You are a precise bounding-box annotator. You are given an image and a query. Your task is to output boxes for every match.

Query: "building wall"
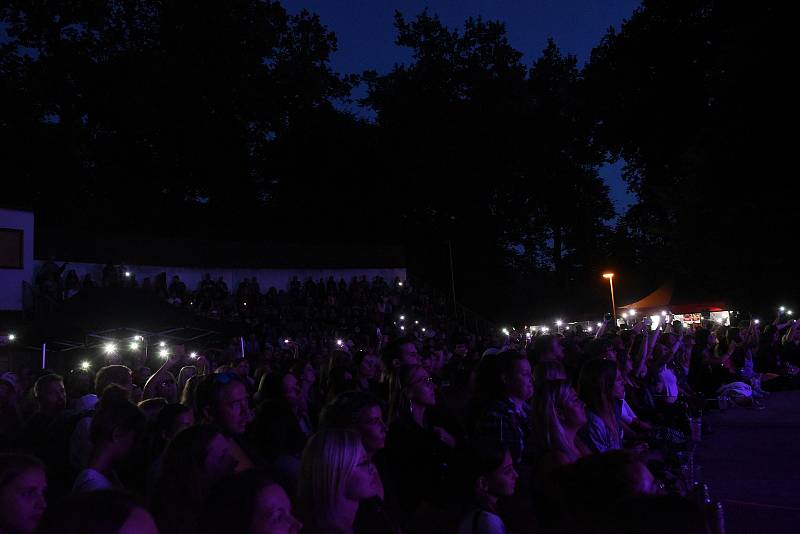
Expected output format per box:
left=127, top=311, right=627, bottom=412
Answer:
left=0, top=209, right=34, bottom=310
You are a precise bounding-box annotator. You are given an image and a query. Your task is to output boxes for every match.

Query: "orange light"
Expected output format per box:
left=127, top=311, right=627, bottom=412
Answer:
left=602, top=273, right=615, bottom=279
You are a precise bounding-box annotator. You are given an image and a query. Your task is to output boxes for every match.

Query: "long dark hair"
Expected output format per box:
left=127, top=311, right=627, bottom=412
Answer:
left=578, top=359, right=619, bottom=445
left=152, top=424, right=226, bottom=534
left=199, top=471, right=289, bottom=534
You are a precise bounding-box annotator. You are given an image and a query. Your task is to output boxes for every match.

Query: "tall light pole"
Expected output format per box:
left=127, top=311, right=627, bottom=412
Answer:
left=603, top=273, right=616, bottom=321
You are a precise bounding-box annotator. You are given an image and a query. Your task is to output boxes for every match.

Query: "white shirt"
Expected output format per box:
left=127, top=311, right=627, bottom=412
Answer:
left=458, top=510, right=506, bottom=534
left=73, top=468, right=119, bottom=493
left=620, top=399, right=637, bottom=425
left=659, top=367, right=679, bottom=403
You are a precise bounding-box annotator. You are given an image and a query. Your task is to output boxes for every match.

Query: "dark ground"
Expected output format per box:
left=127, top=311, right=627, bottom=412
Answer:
left=695, top=390, right=800, bottom=534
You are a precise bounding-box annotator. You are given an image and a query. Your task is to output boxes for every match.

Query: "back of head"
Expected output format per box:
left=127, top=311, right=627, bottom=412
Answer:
left=533, top=360, right=567, bottom=386
left=37, top=490, right=148, bottom=534
left=557, top=450, right=651, bottom=533
left=95, top=365, right=132, bottom=395
left=194, top=372, right=243, bottom=419
left=90, top=385, right=146, bottom=446
left=319, top=391, right=381, bottom=429
left=530, top=335, right=557, bottom=364
left=154, top=424, right=225, bottom=531
left=198, top=470, right=282, bottom=534
left=33, top=374, right=63, bottom=400
left=255, top=371, right=288, bottom=407
left=381, top=336, right=414, bottom=369
left=299, top=428, right=361, bottom=530
left=388, top=364, right=423, bottom=423
left=578, top=358, right=616, bottom=415
left=532, top=379, right=575, bottom=455
left=0, top=453, right=44, bottom=492
left=451, top=439, right=508, bottom=503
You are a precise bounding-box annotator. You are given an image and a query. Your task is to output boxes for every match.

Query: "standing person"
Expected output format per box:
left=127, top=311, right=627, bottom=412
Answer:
left=298, top=428, right=381, bottom=534
left=384, top=365, right=457, bottom=522
left=0, top=454, right=47, bottom=534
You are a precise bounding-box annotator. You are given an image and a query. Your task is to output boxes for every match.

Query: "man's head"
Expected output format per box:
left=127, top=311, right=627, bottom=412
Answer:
left=95, top=365, right=133, bottom=399
left=381, top=337, right=420, bottom=370
left=34, top=374, right=66, bottom=415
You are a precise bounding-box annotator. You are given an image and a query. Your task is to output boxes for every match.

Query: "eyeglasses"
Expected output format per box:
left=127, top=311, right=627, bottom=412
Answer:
left=410, top=376, right=435, bottom=387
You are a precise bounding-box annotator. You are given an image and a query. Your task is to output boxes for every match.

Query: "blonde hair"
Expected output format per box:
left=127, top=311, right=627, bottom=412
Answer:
left=532, top=379, right=581, bottom=463
left=298, top=427, right=362, bottom=531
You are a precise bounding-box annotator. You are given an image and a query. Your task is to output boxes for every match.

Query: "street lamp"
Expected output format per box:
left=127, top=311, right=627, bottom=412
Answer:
left=602, top=273, right=616, bottom=321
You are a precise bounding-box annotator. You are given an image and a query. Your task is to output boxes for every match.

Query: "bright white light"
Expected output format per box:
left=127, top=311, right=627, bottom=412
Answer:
left=622, top=312, right=628, bottom=319
left=190, top=352, right=198, bottom=359
left=754, top=319, right=760, bottom=324
left=159, top=349, right=169, bottom=359
left=630, top=310, right=637, bottom=316
left=661, top=310, right=668, bottom=316
left=336, top=339, right=343, bottom=347
left=587, top=326, right=593, bottom=332
left=398, top=281, right=404, bottom=287
left=400, top=325, right=406, bottom=331
left=7, top=334, right=15, bottom=341
left=284, top=339, right=290, bottom=344
left=159, top=341, right=166, bottom=347
left=780, top=306, right=786, bottom=312
left=556, top=320, right=563, bottom=327
left=103, top=342, right=117, bottom=354
left=526, top=332, right=532, bottom=338
left=124, top=271, right=131, bottom=277
left=597, top=322, right=602, bottom=327
left=414, top=320, right=419, bottom=325
left=501, top=328, right=510, bottom=336
left=789, top=310, right=794, bottom=316
left=243, top=302, right=247, bottom=306
left=565, top=326, right=570, bottom=330
left=542, top=327, right=550, bottom=333
left=80, top=361, right=91, bottom=370
left=129, top=342, right=140, bottom=351
left=716, top=318, right=723, bottom=324
left=400, top=315, right=405, bottom=321
left=421, top=328, right=426, bottom=332
left=651, top=315, right=661, bottom=330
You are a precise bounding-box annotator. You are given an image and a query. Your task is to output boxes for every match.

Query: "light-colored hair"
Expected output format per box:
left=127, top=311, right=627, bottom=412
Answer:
left=532, top=380, right=581, bottom=463
left=298, top=428, right=362, bottom=531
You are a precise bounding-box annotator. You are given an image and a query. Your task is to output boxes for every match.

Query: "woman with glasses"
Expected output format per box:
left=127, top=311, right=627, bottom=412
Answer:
left=384, top=365, right=457, bottom=527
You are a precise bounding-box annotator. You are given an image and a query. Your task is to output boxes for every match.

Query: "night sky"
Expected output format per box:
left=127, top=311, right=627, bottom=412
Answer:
left=282, top=0, right=641, bottom=215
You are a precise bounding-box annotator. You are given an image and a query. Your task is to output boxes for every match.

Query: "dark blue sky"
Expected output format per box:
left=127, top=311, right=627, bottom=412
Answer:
left=283, top=0, right=639, bottom=214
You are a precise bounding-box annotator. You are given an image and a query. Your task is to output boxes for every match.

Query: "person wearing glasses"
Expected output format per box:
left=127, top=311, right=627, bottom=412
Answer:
left=384, top=365, right=457, bottom=528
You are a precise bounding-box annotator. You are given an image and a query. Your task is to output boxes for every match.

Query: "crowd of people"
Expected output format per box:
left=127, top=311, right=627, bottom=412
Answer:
left=6, top=271, right=800, bottom=533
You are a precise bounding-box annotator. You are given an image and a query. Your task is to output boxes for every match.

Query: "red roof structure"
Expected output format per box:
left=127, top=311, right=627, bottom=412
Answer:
left=619, top=281, right=729, bottom=315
